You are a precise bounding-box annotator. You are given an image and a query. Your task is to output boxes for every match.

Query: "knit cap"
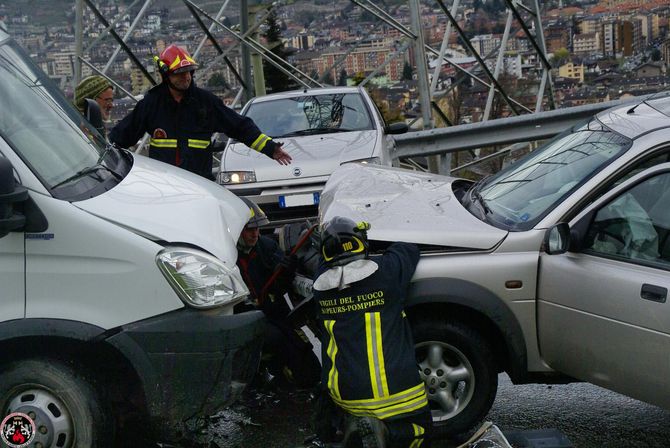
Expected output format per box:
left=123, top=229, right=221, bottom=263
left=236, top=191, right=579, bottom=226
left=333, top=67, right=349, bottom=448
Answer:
left=74, top=75, right=112, bottom=113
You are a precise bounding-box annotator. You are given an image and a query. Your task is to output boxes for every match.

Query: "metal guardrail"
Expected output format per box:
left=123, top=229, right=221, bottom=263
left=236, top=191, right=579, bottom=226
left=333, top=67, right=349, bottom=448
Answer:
left=392, top=97, right=641, bottom=159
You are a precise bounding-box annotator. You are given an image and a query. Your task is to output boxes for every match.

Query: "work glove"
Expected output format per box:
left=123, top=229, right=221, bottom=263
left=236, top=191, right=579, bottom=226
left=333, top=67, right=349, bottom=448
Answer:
left=279, top=253, right=298, bottom=274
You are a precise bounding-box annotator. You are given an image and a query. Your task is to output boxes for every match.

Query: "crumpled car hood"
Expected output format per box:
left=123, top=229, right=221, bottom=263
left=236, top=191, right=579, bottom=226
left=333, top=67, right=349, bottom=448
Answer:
left=320, top=163, right=508, bottom=249
left=224, top=131, right=377, bottom=182
left=75, top=154, right=248, bottom=265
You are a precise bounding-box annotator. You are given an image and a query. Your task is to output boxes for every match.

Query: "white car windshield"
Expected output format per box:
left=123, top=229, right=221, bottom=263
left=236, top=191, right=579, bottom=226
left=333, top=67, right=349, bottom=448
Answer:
left=469, top=119, right=632, bottom=231
left=244, top=93, right=374, bottom=138
left=0, top=40, right=106, bottom=188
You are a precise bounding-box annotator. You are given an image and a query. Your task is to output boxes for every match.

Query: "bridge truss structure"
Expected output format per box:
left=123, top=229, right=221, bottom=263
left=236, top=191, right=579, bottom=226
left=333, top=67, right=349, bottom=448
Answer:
left=73, top=0, right=556, bottom=172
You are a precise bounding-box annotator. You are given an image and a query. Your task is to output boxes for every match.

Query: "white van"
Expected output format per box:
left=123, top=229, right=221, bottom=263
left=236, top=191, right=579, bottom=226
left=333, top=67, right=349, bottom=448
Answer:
left=0, top=30, right=263, bottom=446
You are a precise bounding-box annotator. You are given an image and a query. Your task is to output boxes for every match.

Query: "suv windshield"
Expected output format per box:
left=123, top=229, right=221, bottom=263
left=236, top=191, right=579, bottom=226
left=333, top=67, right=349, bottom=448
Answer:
left=469, top=119, right=632, bottom=231
left=0, top=40, right=108, bottom=190
left=244, top=93, right=374, bottom=138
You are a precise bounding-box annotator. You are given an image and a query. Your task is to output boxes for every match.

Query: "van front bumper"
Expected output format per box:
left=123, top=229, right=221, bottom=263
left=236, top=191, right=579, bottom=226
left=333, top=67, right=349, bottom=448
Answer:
left=106, top=307, right=265, bottom=440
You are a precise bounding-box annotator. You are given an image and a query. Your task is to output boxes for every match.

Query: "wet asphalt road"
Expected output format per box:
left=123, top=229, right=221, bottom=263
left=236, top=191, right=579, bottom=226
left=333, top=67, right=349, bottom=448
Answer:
left=177, top=374, right=670, bottom=448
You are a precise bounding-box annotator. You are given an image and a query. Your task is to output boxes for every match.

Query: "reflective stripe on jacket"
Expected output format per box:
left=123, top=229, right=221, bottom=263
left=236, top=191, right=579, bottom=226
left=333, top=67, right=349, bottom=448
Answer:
left=109, top=82, right=277, bottom=179
left=314, top=243, right=428, bottom=420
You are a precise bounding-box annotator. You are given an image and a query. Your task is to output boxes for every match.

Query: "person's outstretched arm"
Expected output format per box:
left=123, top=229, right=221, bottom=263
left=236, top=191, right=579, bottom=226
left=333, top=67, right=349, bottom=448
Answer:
left=211, top=94, right=292, bottom=165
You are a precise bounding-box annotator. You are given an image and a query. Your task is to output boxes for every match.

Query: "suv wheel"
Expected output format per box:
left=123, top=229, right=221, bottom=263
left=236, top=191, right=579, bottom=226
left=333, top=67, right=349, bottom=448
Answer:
left=0, top=359, right=112, bottom=448
left=412, top=320, right=498, bottom=438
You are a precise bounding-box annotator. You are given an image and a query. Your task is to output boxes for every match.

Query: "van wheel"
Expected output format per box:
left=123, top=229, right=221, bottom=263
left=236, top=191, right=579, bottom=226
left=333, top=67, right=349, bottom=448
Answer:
left=412, top=320, right=498, bottom=439
left=0, top=359, right=112, bottom=448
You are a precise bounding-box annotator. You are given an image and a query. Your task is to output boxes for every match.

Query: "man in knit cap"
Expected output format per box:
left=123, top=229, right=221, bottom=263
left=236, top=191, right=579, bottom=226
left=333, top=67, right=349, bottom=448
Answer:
left=74, top=75, right=114, bottom=122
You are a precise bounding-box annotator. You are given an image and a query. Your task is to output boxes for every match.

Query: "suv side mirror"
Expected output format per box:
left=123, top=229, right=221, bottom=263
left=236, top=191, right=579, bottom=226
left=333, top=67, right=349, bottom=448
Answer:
left=0, top=157, right=28, bottom=238
left=544, top=222, right=570, bottom=255
left=567, top=209, right=596, bottom=252
left=386, top=122, right=408, bottom=135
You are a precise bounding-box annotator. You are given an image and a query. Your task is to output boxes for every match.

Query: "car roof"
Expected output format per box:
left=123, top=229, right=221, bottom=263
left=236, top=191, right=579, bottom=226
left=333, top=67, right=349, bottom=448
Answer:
left=597, top=92, right=670, bottom=139
left=248, top=86, right=364, bottom=104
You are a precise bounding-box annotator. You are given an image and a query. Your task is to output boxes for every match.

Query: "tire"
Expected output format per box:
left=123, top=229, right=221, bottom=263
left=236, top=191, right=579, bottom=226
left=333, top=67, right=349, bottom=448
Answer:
left=412, top=319, right=498, bottom=439
left=0, top=359, right=112, bottom=448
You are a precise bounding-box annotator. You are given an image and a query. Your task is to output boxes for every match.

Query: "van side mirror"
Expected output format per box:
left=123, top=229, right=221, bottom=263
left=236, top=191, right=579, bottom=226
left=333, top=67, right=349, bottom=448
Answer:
left=386, top=122, right=408, bottom=135
left=0, top=157, right=28, bottom=238
left=544, top=222, right=570, bottom=255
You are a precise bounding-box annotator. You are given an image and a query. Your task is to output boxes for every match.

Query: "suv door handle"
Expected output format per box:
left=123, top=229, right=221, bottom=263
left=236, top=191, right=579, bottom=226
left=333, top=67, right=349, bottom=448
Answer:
left=641, top=284, right=667, bottom=303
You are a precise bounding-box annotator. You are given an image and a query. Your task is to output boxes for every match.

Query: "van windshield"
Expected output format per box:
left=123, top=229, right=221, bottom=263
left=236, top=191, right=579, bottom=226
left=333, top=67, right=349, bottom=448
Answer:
left=244, top=93, right=374, bottom=138
left=467, top=119, right=632, bottom=231
left=0, top=41, right=107, bottom=189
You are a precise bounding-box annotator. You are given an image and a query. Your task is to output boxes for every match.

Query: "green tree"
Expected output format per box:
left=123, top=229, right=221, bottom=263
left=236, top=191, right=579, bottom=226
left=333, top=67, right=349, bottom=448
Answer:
left=351, top=71, right=366, bottom=86
left=482, top=0, right=505, bottom=14
left=402, top=62, right=413, bottom=80
left=651, top=48, right=661, bottom=61
left=262, top=11, right=293, bottom=93
left=551, top=47, right=570, bottom=66
left=338, top=68, right=348, bottom=86
left=207, top=72, right=228, bottom=89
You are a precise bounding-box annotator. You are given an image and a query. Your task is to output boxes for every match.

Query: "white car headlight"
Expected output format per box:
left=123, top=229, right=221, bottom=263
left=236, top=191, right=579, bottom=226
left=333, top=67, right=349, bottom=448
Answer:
left=341, top=157, right=382, bottom=165
left=156, top=247, right=249, bottom=309
left=218, top=170, right=257, bottom=185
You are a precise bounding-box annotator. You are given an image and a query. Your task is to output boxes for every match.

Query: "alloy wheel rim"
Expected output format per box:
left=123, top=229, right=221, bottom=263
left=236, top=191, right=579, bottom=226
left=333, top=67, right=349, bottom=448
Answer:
left=416, top=340, right=475, bottom=422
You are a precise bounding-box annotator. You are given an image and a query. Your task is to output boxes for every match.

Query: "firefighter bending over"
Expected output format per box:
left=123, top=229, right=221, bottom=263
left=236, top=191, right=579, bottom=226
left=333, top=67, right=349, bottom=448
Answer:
left=236, top=198, right=320, bottom=388
left=312, top=216, right=431, bottom=447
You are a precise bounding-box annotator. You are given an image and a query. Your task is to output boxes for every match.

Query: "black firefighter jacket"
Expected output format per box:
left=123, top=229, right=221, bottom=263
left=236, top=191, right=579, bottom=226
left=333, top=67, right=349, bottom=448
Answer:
left=109, top=82, right=278, bottom=179
left=314, top=243, right=429, bottom=421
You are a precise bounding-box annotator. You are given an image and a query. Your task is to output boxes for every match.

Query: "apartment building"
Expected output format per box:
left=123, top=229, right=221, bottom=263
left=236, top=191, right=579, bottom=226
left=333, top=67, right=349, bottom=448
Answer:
left=573, top=32, right=601, bottom=55
left=558, top=61, right=585, bottom=82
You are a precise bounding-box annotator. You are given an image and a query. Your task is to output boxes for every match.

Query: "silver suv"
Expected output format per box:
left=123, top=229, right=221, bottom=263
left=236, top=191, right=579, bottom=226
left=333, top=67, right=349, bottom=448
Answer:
left=320, top=93, right=670, bottom=438
left=217, top=86, right=407, bottom=224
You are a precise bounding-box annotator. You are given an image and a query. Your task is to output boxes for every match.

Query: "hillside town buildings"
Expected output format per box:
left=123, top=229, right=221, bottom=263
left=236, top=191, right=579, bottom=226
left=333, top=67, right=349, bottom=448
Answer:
left=2, top=0, right=670, bottom=123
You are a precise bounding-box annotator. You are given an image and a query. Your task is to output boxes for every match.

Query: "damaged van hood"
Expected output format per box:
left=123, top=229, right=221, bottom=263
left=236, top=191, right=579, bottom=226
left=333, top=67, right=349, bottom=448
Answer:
left=320, top=163, right=507, bottom=249
left=75, top=155, right=248, bottom=265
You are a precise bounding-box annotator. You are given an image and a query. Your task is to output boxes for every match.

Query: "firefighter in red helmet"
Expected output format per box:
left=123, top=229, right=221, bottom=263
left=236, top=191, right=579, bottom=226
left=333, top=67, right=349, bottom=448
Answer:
left=110, top=44, right=291, bottom=180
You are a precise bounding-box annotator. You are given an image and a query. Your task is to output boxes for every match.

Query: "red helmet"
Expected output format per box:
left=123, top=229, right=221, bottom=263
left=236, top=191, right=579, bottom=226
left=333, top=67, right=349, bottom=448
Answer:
left=157, top=44, right=198, bottom=76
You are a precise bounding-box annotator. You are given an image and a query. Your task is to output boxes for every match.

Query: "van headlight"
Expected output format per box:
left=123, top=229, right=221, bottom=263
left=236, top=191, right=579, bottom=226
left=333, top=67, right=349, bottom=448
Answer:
left=156, top=247, right=249, bottom=309
left=218, top=170, right=256, bottom=185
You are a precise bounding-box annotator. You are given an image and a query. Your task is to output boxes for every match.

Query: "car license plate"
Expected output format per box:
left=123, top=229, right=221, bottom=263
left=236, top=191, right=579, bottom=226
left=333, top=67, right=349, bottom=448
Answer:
left=278, top=193, right=320, bottom=208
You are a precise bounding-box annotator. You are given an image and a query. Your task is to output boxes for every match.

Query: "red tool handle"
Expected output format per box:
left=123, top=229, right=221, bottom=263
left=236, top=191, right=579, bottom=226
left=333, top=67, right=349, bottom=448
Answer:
left=258, top=224, right=318, bottom=306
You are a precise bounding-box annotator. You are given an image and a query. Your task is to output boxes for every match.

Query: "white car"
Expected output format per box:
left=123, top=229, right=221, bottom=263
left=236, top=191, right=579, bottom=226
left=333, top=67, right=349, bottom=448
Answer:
left=217, top=86, right=408, bottom=224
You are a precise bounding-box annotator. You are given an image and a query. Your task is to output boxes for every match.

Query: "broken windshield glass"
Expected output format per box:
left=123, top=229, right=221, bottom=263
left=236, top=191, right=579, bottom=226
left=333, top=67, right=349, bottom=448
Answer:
left=244, top=93, right=374, bottom=138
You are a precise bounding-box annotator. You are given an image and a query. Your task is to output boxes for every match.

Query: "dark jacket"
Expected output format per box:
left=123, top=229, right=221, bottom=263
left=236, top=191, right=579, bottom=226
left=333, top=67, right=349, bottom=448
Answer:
left=236, top=235, right=295, bottom=317
left=109, top=82, right=278, bottom=179
left=314, top=242, right=428, bottom=420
